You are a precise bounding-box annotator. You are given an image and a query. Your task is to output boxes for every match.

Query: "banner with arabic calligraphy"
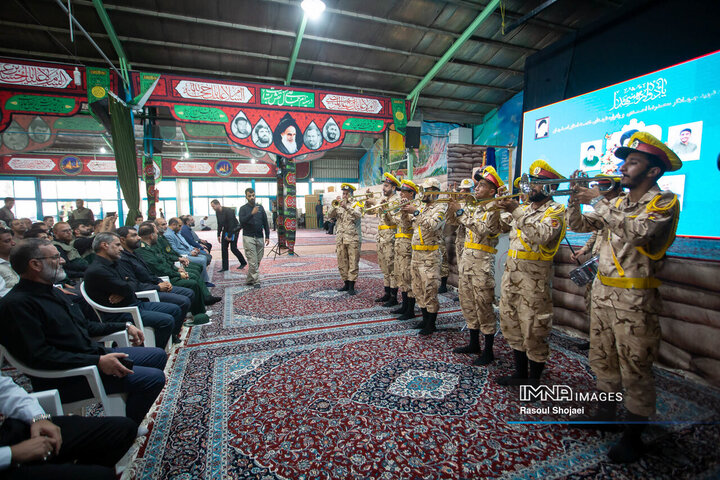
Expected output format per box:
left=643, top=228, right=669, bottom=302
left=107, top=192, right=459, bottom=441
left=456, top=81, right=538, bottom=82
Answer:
left=0, top=58, right=117, bottom=134
left=131, top=72, right=398, bottom=159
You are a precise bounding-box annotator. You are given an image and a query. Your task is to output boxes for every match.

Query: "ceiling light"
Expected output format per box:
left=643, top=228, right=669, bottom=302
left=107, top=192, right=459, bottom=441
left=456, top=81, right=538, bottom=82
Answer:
left=301, top=0, right=325, bottom=19
left=251, top=158, right=256, bottom=164
left=99, top=147, right=106, bottom=154
left=311, top=177, right=315, bottom=181
left=183, top=151, right=189, bottom=158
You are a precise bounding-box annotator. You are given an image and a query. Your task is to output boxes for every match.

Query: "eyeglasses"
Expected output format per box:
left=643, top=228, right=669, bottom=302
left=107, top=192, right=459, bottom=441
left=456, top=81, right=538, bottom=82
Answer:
left=33, top=254, right=61, bottom=261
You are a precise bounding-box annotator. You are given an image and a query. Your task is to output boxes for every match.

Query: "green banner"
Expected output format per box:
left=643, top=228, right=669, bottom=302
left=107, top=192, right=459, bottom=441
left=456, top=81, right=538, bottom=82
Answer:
left=183, top=123, right=227, bottom=137
left=391, top=98, right=407, bottom=136
left=261, top=88, right=314, bottom=108
left=5, top=95, right=75, bottom=113
left=342, top=118, right=385, bottom=132
left=139, top=73, right=161, bottom=97
left=174, top=105, right=228, bottom=122
left=54, top=115, right=105, bottom=131
left=87, top=67, right=110, bottom=104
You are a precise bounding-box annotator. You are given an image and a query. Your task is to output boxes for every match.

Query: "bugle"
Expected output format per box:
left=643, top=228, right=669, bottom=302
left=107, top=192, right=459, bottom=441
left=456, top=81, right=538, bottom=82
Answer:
left=381, top=198, right=415, bottom=214
left=518, top=173, right=620, bottom=196
left=331, top=192, right=375, bottom=208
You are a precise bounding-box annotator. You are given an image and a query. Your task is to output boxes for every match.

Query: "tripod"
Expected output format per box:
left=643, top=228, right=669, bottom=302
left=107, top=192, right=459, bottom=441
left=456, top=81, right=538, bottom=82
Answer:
left=269, top=241, right=299, bottom=260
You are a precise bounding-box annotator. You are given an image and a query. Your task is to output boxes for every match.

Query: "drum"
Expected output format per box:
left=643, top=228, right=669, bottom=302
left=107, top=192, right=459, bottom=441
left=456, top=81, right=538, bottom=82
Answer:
left=569, top=255, right=599, bottom=286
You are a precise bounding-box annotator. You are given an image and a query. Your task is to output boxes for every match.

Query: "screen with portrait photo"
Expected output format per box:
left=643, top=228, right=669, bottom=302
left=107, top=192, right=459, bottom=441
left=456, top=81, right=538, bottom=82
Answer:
left=521, top=50, right=720, bottom=238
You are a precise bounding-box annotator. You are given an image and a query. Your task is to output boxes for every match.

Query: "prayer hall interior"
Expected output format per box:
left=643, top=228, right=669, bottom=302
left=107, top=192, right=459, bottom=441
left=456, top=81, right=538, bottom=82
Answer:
left=0, top=0, right=719, bottom=478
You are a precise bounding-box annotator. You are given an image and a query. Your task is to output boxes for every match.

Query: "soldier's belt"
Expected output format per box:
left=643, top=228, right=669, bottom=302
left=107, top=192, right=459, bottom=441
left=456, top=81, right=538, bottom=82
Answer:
left=507, top=249, right=551, bottom=261
left=464, top=242, right=497, bottom=254
left=412, top=244, right=439, bottom=251
left=378, top=225, right=397, bottom=230
left=395, top=233, right=411, bottom=239
left=598, top=274, right=661, bottom=289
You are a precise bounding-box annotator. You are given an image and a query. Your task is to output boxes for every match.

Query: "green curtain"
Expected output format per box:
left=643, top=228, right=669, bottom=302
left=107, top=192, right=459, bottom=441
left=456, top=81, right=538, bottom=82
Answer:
left=108, top=94, right=140, bottom=226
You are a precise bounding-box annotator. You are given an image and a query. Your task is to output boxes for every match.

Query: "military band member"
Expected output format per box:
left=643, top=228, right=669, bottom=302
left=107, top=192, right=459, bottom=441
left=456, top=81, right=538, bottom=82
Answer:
left=366, top=173, right=401, bottom=306
left=390, top=180, right=420, bottom=320
left=328, top=184, right=363, bottom=295
left=452, top=178, right=475, bottom=264
left=568, top=132, right=681, bottom=463
left=495, top=160, right=566, bottom=386
left=410, top=178, right=448, bottom=335
left=447, top=168, right=507, bottom=365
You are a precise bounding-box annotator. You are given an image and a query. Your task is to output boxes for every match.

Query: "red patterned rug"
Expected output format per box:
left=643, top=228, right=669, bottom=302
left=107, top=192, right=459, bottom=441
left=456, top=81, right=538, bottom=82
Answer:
left=125, top=254, right=720, bottom=479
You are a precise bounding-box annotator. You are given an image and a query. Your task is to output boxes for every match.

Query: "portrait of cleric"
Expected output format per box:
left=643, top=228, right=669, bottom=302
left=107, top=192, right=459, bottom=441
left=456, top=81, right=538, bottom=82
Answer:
left=2, top=120, right=30, bottom=151
left=323, top=118, right=341, bottom=143
left=28, top=116, right=52, bottom=143
left=274, top=113, right=303, bottom=156
left=252, top=119, right=273, bottom=148
left=304, top=122, right=323, bottom=150
left=231, top=111, right=252, bottom=139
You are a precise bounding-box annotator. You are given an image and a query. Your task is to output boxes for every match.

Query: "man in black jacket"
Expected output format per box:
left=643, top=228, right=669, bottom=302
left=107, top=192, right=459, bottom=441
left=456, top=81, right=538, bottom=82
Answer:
left=211, top=199, right=247, bottom=272
left=0, top=239, right=166, bottom=426
left=116, top=227, right=197, bottom=342
left=237, top=188, right=270, bottom=287
left=84, top=232, right=181, bottom=349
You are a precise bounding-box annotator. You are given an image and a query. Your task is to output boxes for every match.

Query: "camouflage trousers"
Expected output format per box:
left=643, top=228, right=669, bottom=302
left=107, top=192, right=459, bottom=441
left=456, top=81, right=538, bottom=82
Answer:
left=411, top=248, right=441, bottom=313
left=499, top=257, right=553, bottom=363
left=377, top=236, right=396, bottom=288
left=439, top=241, right=449, bottom=278
left=393, top=238, right=413, bottom=295
left=589, top=296, right=661, bottom=417
left=336, top=240, right=360, bottom=281
left=458, top=251, right=496, bottom=334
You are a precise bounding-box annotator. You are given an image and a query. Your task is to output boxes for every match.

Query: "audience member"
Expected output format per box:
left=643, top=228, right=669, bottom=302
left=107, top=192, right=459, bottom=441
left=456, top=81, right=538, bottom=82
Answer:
left=180, top=216, right=212, bottom=252
left=68, top=199, right=94, bottom=223
left=0, top=238, right=166, bottom=425
left=52, top=222, right=88, bottom=280
left=0, top=374, right=137, bottom=479
left=199, top=216, right=211, bottom=231
left=42, top=215, right=55, bottom=231
left=0, top=198, right=14, bottom=226
left=157, top=218, right=211, bottom=284
left=0, top=229, right=18, bottom=296
left=84, top=232, right=181, bottom=349
left=9, top=220, right=26, bottom=240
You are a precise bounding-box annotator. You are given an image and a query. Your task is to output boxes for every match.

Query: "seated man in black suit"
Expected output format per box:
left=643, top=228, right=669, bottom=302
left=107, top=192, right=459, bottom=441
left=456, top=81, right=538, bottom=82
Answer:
left=0, top=374, right=136, bottom=479
left=0, top=239, right=167, bottom=426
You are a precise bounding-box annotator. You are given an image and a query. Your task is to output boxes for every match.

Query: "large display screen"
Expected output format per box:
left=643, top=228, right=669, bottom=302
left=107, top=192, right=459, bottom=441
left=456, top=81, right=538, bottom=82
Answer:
left=521, top=50, right=720, bottom=238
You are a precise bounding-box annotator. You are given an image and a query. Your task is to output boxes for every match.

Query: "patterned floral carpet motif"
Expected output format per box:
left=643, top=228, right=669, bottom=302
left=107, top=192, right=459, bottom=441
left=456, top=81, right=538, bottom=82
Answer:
left=127, top=255, right=720, bottom=479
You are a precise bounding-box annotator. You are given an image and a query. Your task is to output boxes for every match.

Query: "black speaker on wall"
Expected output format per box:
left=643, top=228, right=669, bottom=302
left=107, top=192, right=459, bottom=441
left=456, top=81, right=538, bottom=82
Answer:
left=405, top=126, right=421, bottom=149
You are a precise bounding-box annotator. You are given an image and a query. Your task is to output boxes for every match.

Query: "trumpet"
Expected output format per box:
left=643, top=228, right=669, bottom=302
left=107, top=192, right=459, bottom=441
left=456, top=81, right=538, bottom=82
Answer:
left=518, top=173, right=620, bottom=196
left=381, top=198, right=415, bottom=214
left=331, top=192, right=375, bottom=208
left=362, top=200, right=392, bottom=214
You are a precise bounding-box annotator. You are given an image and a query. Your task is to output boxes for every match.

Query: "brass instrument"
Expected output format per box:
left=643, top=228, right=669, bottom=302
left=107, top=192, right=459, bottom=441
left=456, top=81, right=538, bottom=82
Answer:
left=362, top=200, right=392, bottom=214
left=331, top=192, right=375, bottom=208
left=518, top=173, right=620, bottom=196
left=381, top=198, right=415, bottom=214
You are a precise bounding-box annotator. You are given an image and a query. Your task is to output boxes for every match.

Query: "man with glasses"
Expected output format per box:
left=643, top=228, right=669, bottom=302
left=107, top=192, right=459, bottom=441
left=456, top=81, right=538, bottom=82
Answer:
left=0, top=239, right=167, bottom=426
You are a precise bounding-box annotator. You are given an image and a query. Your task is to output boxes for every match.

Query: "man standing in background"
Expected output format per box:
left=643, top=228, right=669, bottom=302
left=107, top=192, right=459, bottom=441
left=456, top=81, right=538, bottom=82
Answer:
left=0, top=197, right=15, bottom=226
left=237, top=188, right=270, bottom=288
left=68, top=199, right=94, bottom=223
left=211, top=199, right=247, bottom=272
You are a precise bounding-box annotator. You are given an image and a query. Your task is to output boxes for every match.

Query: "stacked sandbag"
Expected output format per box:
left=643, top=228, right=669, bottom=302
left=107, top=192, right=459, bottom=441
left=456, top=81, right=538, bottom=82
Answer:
left=552, top=244, right=720, bottom=387
left=447, top=144, right=486, bottom=187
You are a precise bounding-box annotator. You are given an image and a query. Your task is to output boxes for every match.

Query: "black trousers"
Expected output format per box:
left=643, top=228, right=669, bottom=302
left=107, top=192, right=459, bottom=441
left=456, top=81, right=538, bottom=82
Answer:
left=0, top=416, right=136, bottom=480
left=221, top=234, right=246, bottom=269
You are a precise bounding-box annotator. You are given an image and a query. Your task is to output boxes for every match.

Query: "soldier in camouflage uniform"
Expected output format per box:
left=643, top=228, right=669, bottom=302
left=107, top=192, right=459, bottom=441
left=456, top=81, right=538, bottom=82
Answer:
left=328, top=183, right=363, bottom=295
left=409, top=178, right=447, bottom=335
left=447, top=168, right=508, bottom=365
left=388, top=180, right=420, bottom=320
left=568, top=132, right=682, bottom=463
left=496, top=160, right=566, bottom=386
left=365, top=173, right=401, bottom=306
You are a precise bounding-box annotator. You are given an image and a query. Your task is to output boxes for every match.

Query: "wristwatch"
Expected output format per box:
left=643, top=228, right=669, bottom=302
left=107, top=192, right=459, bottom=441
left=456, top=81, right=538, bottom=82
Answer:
left=31, top=413, right=52, bottom=423
left=413, top=210, right=420, bottom=217
left=455, top=208, right=465, bottom=217
left=589, top=195, right=605, bottom=207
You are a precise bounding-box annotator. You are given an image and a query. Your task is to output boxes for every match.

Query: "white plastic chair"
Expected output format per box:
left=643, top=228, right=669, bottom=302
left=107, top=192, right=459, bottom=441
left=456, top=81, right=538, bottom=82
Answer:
left=80, top=282, right=168, bottom=350
left=30, top=389, right=63, bottom=415
left=0, top=345, right=127, bottom=417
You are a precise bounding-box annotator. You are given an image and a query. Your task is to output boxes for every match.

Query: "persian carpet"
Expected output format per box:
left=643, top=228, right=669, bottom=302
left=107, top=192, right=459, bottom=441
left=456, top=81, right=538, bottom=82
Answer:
left=126, top=255, right=720, bottom=479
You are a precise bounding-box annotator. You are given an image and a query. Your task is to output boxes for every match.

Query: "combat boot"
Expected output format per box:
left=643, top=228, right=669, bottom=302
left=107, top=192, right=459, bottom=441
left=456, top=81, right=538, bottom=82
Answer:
left=473, top=334, right=496, bottom=365
left=414, top=308, right=428, bottom=329
left=383, top=288, right=399, bottom=307
left=398, top=297, right=416, bottom=320
left=608, top=413, right=647, bottom=463
left=375, top=286, right=391, bottom=302
left=347, top=281, right=356, bottom=296
left=419, top=311, right=437, bottom=335
left=453, top=329, right=480, bottom=354
left=496, top=350, right=529, bottom=386
left=392, top=291, right=408, bottom=314
left=337, top=280, right=349, bottom=292
left=438, top=276, right=448, bottom=293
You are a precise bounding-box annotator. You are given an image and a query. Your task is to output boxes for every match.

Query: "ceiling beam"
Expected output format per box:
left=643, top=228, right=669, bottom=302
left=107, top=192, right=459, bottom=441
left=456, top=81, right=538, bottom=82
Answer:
left=264, top=0, right=537, bottom=55
left=65, top=0, right=524, bottom=76
left=285, top=13, right=308, bottom=86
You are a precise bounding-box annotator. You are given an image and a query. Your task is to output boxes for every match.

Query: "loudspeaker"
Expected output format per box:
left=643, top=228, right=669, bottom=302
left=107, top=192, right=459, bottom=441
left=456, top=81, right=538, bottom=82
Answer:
left=406, top=126, right=421, bottom=149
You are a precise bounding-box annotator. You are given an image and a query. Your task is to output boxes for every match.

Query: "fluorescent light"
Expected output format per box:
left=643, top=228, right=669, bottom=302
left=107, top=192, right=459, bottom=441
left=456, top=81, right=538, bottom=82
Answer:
left=301, top=0, right=325, bottom=19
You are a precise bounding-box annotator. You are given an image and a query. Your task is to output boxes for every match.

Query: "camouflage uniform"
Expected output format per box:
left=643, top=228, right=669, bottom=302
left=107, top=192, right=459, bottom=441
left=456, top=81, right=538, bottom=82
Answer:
left=499, top=200, right=566, bottom=363
left=567, top=186, right=679, bottom=417
left=411, top=201, right=447, bottom=313
left=458, top=206, right=506, bottom=334
left=388, top=200, right=418, bottom=295
left=376, top=193, right=400, bottom=288
left=328, top=199, right=362, bottom=282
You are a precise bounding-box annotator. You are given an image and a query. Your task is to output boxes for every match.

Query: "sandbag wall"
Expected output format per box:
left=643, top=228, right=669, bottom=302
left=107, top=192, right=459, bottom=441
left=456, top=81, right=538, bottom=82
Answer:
left=445, top=144, right=487, bottom=287
left=553, top=245, right=720, bottom=387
